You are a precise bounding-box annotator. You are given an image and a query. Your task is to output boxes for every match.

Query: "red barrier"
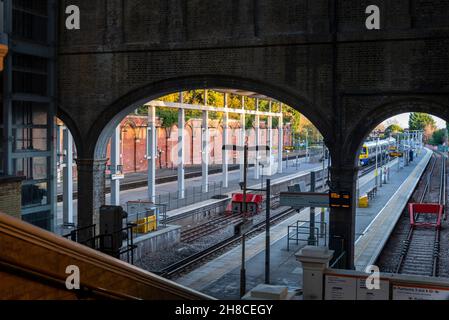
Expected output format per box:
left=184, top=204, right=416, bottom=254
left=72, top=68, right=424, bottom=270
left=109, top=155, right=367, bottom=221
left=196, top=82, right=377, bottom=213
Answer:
left=409, top=203, right=443, bottom=228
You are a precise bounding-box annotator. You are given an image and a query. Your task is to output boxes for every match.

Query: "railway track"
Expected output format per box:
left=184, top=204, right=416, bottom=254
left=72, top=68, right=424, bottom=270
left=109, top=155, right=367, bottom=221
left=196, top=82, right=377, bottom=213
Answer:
left=159, top=206, right=299, bottom=279
left=178, top=158, right=385, bottom=243
left=180, top=214, right=244, bottom=243
left=161, top=157, right=387, bottom=276
left=179, top=194, right=285, bottom=243
left=395, top=153, right=445, bottom=276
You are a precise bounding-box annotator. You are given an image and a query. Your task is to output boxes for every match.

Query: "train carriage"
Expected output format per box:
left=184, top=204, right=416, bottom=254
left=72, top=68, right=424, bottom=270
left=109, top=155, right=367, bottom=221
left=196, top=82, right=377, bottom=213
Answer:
left=359, top=137, right=396, bottom=166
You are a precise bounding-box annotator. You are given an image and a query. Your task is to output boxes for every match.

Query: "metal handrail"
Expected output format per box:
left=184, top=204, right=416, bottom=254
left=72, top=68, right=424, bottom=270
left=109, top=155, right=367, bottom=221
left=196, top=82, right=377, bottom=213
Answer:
left=0, top=259, right=142, bottom=300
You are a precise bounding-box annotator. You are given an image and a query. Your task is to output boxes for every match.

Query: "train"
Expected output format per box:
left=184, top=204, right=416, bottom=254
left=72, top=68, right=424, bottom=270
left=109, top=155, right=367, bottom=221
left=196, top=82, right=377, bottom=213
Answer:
left=359, top=137, right=396, bottom=166
left=225, top=193, right=264, bottom=216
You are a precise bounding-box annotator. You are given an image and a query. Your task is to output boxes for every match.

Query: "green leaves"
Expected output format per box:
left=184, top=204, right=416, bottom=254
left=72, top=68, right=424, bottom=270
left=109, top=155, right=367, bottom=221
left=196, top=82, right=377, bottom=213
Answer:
left=408, top=112, right=436, bottom=131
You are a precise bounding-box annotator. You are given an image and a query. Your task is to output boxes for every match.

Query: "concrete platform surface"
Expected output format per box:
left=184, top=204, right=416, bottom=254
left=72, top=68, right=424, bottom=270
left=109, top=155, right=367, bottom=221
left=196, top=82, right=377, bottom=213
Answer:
left=354, top=148, right=432, bottom=270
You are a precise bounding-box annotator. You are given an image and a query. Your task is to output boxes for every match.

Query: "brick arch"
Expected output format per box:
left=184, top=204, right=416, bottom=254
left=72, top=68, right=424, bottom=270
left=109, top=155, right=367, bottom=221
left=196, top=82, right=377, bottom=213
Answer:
left=344, top=97, right=449, bottom=166
left=88, top=75, right=332, bottom=160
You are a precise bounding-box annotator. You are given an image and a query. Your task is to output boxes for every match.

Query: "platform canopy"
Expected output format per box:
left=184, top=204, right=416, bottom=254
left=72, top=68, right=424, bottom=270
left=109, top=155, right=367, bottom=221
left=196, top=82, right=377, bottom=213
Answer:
left=211, top=88, right=279, bottom=102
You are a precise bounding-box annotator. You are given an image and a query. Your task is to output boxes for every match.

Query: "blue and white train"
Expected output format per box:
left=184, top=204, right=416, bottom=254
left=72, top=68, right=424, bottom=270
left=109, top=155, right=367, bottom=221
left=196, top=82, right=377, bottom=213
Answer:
left=359, top=138, right=396, bottom=166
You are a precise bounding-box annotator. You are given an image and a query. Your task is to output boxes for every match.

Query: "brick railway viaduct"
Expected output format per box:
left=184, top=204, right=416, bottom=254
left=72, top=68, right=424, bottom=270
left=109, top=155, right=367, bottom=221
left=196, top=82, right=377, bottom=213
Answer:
left=58, top=0, right=449, bottom=269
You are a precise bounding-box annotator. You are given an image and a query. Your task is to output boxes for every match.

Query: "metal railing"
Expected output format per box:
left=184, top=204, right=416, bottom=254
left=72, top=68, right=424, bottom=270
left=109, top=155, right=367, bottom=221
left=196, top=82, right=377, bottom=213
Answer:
left=63, top=224, right=97, bottom=247
left=156, top=181, right=224, bottom=211
left=63, top=223, right=137, bottom=264
left=287, top=220, right=327, bottom=251
left=126, top=201, right=167, bottom=226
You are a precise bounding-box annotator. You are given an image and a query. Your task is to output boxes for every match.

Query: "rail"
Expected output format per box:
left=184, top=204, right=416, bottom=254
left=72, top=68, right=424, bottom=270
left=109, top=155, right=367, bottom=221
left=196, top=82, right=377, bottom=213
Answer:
left=286, top=220, right=327, bottom=251
left=395, top=153, right=444, bottom=276
left=159, top=206, right=297, bottom=278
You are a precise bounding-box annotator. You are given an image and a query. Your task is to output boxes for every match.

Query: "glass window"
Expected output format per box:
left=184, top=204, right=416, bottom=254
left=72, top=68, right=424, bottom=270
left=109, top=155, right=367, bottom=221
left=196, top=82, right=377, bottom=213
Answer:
left=12, top=8, right=48, bottom=43
left=21, top=181, right=48, bottom=207
left=13, top=53, right=47, bottom=74
left=13, top=128, right=48, bottom=151
left=13, top=101, right=48, bottom=126
left=13, top=0, right=48, bottom=16
left=22, top=210, right=52, bottom=231
left=14, top=157, right=48, bottom=180
left=13, top=70, right=47, bottom=95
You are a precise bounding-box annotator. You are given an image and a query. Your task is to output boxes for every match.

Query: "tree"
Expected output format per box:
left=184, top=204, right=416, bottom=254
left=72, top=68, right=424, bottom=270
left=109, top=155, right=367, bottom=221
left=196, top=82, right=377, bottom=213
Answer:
left=409, top=113, right=436, bottom=131
left=430, top=129, right=446, bottom=146
left=157, top=107, right=178, bottom=167
left=409, top=113, right=436, bottom=142
left=284, top=105, right=301, bottom=133
left=384, top=124, right=404, bottom=136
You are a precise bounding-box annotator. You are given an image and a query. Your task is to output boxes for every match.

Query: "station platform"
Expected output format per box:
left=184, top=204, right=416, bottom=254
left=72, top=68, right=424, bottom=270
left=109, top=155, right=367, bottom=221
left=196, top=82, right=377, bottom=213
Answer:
left=354, top=148, right=432, bottom=270
left=174, top=148, right=432, bottom=299
left=56, top=151, right=305, bottom=198
left=177, top=207, right=314, bottom=298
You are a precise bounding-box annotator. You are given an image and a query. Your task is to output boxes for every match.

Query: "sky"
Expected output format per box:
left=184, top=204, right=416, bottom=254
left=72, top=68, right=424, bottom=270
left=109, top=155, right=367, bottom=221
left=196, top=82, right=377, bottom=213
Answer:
left=382, top=113, right=446, bottom=129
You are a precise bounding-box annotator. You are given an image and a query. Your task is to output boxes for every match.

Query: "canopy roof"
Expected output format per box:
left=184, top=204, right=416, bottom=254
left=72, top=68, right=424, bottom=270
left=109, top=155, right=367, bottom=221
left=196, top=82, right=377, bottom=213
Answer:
left=211, top=88, right=279, bottom=102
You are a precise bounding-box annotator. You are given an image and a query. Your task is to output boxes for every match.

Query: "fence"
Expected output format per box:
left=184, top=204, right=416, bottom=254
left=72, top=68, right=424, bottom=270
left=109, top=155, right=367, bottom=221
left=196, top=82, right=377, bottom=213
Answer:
left=155, top=181, right=224, bottom=211
left=287, top=220, right=328, bottom=251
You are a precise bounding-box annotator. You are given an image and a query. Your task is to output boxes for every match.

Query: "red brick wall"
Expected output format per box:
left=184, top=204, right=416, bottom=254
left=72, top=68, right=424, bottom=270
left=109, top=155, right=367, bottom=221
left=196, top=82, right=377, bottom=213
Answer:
left=106, top=116, right=293, bottom=174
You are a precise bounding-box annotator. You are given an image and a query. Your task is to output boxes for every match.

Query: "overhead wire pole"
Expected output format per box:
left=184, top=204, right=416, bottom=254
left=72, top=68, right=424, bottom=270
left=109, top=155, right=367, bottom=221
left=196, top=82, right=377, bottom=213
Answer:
left=254, top=98, right=260, bottom=180
left=305, top=130, right=309, bottom=162
left=268, top=101, right=273, bottom=172
left=240, top=96, right=246, bottom=182
left=62, top=127, right=74, bottom=226
left=223, top=142, right=270, bottom=297
left=375, top=136, right=379, bottom=187
left=110, top=125, right=121, bottom=206
left=147, top=104, right=157, bottom=203
left=202, top=89, right=209, bottom=192
left=278, top=103, right=283, bottom=174
left=265, top=178, right=271, bottom=284
left=241, top=139, right=248, bottom=297
left=222, top=93, right=229, bottom=188
left=178, top=92, right=185, bottom=199
left=321, top=138, right=326, bottom=190
left=308, top=171, right=316, bottom=245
